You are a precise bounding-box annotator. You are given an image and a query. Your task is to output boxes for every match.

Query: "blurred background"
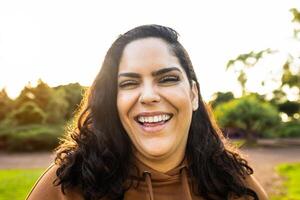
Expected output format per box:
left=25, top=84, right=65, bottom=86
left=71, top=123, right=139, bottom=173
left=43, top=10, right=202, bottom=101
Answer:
left=0, top=0, right=299, bottom=199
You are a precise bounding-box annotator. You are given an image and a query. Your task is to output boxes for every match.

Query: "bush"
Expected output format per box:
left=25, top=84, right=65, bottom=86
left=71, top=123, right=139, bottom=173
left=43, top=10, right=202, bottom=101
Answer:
left=0, top=124, right=64, bottom=151
left=265, top=121, right=300, bottom=138
left=213, top=94, right=281, bottom=143
left=9, top=102, right=46, bottom=125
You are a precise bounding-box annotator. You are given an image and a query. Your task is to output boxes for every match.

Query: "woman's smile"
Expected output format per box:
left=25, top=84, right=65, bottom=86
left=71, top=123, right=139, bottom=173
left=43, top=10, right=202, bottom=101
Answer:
left=134, top=111, right=174, bottom=134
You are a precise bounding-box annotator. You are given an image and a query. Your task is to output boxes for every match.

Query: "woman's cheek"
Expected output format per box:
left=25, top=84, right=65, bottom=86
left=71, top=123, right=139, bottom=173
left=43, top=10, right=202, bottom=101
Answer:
left=160, top=86, right=191, bottom=104
left=118, top=91, right=137, bottom=108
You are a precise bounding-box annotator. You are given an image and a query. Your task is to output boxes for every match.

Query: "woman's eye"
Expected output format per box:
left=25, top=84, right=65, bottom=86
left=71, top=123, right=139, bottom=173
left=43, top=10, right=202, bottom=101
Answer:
left=159, top=75, right=180, bottom=84
left=119, top=81, right=138, bottom=88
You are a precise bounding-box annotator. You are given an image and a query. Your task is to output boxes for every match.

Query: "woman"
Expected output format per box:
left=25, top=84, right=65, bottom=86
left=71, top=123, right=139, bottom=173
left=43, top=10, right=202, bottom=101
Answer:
left=26, top=24, right=268, bottom=200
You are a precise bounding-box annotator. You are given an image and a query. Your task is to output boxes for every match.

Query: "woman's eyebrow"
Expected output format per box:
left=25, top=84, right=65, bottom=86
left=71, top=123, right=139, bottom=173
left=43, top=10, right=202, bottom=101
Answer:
left=152, top=67, right=182, bottom=76
left=118, top=67, right=182, bottom=78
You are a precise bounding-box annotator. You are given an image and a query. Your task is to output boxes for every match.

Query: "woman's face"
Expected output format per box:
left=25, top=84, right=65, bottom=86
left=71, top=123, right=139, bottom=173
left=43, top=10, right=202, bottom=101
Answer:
left=117, top=37, right=198, bottom=161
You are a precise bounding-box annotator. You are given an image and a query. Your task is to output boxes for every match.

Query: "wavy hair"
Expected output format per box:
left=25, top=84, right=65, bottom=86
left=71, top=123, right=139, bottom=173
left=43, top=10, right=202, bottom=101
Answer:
left=54, top=24, right=258, bottom=200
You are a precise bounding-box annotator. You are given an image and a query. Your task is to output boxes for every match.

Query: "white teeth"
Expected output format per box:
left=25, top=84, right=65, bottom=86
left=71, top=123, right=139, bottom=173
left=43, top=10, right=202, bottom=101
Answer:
left=165, top=115, right=170, bottom=120
left=137, top=114, right=171, bottom=123
left=149, top=117, right=153, bottom=123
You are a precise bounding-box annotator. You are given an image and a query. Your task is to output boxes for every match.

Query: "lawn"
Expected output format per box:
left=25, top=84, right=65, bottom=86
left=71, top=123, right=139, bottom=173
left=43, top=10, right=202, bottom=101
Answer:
left=0, top=168, right=44, bottom=200
left=272, top=163, right=300, bottom=200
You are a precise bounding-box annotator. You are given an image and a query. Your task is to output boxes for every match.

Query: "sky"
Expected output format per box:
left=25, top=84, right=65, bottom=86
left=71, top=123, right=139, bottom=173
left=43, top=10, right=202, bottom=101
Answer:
left=0, top=0, right=299, bottom=101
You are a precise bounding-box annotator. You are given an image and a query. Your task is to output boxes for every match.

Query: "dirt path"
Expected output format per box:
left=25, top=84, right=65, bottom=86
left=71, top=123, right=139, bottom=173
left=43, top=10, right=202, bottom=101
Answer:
left=1, top=147, right=300, bottom=196
left=0, top=152, right=55, bottom=169
left=241, top=147, right=300, bottom=195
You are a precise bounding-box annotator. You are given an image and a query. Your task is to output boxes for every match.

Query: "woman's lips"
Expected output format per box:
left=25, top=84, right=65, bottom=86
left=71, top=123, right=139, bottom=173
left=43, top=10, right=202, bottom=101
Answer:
left=136, top=118, right=171, bottom=134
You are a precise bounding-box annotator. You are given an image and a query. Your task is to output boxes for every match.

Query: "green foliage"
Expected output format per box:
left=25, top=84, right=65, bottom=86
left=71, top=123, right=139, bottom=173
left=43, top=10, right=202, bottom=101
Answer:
left=45, top=88, right=69, bottom=124
left=32, top=79, right=53, bottom=109
left=226, top=48, right=274, bottom=69
left=281, top=59, right=300, bottom=89
left=214, top=94, right=281, bottom=143
left=271, top=163, right=300, bottom=200
left=0, top=168, right=44, bottom=200
left=0, top=124, right=64, bottom=151
left=14, top=85, right=35, bottom=110
left=278, top=101, right=300, bottom=119
left=0, top=80, right=85, bottom=151
left=0, top=88, right=13, bottom=121
left=14, top=79, right=53, bottom=110
left=9, top=102, right=46, bottom=125
left=271, top=89, right=287, bottom=105
left=209, top=91, right=234, bottom=109
left=230, top=139, right=246, bottom=148
left=54, top=83, right=85, bottom=120
left=274, top=57, right=300, bottom=120
left=290, top=8, right=300, bottom=38
left=214, top=94, right=280, bottom=132
left=3, top=80, right=84, bottom=125
left=290, top=8, right=300, bottom=23
left=265, top=121, right=300, bottom=138
left=226, top=49, right=275, bottom=96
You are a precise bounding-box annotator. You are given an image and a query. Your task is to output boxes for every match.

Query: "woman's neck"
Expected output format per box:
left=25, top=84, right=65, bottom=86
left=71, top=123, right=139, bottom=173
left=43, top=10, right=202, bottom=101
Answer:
left=134, top=146, right=186, bottom=173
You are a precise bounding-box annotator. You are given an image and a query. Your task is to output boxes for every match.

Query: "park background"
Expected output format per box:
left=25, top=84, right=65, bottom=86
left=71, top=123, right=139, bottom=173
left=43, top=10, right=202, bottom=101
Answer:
left=0, top=0, right=300, bottom=199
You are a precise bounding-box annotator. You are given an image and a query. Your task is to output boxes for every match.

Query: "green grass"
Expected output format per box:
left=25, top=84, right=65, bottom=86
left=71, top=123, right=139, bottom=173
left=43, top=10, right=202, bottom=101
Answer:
left=230, top=139, right=246, bottom=148
left=271, top=163, right=300, bottom=200
left=0, top=168, right=45, bottom=200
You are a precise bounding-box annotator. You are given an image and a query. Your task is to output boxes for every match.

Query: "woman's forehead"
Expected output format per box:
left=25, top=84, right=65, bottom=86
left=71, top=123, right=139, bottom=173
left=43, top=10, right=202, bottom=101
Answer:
left=121, top=37, right=170, bottom=56
left=118, top=37, right=182, bottom=74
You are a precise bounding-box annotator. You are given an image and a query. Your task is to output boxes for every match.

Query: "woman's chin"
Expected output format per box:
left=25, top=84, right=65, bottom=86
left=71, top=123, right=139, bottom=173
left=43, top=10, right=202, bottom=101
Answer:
left=140, top=143, right=173, bottom=159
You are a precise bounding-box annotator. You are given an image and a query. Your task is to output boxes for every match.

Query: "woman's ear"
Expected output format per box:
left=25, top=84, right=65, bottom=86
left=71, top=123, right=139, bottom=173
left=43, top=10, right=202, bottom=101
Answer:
left=191, top=80, right=199, bottom=111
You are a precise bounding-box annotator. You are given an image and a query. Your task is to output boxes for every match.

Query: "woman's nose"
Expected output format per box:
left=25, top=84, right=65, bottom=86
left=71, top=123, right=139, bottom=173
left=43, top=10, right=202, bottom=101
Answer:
left=139, top=84, right=160, bottom=104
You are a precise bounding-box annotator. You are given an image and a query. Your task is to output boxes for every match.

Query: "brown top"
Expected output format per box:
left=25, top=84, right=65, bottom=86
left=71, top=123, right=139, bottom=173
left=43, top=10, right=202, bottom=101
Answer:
left=26, top=159, right=268, bottom=200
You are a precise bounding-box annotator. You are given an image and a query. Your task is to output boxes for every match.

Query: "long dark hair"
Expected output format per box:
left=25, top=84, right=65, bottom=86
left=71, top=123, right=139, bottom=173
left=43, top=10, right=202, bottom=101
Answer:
left=54, top=24, right=258, bottom=200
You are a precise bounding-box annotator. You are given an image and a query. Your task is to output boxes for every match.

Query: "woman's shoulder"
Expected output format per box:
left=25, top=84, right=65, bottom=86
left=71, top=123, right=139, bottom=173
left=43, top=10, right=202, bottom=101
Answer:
left=26, top=163, right=84, bottom=200
left=229, top=174, right=269, bottom=200
left=244, top=174, right=269, bottom=200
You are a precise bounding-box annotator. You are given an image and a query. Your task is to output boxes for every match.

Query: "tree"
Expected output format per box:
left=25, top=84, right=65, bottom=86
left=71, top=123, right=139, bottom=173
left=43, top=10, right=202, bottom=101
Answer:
left=14, top=83, right=35, bottom=110
left=281, top=59, right=300, bottom=89
left=269, top=9, right=300, bottom=121
left=14, top=79, right=53, bottom=111
left=278, top=101, right=300, bottom=120
left=290, top=8, right=300, bottom=39
left=9, top=101, right=46, bottom=125
left=31, top=79, right=53, bottom=109
left=214, top=94, right=281, bottom=145
left=12, top=80, right=85, bottom=125
left=209, top=91, right=234, bottom=109
left=0, top=88, right=13, bottom=122
left=226, top=49, right=274, bottom=96
left=54, top=83, right=85, bottom=120
left=45, top=87, right=69, bottom=124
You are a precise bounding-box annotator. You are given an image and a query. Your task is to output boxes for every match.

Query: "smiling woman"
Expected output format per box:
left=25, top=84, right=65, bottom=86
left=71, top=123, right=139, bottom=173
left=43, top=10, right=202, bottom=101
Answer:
left=117, top=38, right=199, bottom=173
left=26, top=25, right=268, bottom=200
